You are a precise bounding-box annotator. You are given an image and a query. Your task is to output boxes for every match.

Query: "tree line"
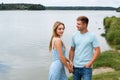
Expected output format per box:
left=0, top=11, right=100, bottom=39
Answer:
left=46, top=6, right=116, bottom=10
left=0, top=3, right=45, bottom=10
left=0, top=3, right=119, bottom=10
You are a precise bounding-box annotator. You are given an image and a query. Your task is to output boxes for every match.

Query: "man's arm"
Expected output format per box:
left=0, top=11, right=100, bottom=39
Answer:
left=85, top=47, right=100, bottom=68
left=69, top=47, right=75, bottom=62
left=69, top=47, right=75, bottom=73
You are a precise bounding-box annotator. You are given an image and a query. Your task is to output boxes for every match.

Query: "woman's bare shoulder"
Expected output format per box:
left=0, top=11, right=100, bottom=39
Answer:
left=53, top=37, right=61, bottom=41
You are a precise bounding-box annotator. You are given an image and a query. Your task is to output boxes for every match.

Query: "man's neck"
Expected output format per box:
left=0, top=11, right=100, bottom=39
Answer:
left=80, top=29, right=88, bottom=34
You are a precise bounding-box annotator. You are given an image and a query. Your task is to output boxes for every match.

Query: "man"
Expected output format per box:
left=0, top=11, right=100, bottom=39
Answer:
left=69, top=16, right=100, bottom=80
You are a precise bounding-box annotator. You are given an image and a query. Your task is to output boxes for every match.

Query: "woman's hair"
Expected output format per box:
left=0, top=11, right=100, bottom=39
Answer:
left=49, top=21, right=65, bottom=51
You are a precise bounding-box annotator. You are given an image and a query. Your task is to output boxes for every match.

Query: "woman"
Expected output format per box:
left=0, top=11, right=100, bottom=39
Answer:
left=48, top=21, right=71, bottom=80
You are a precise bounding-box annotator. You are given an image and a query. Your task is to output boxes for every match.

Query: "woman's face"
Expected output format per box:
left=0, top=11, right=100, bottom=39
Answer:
left=56, top=24, right=65, bottom=37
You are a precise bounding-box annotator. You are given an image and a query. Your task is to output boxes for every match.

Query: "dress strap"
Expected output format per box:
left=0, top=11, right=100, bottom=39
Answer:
left=52, top=38, right=56, bottom=50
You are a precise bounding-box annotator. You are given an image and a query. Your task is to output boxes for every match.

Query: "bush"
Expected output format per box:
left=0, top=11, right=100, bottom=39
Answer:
left=115, top=45, right=120, bottom=50
left=116, top=7, right=120, bottom=12
left=114, top=37, right=120, bottom=45
left=110, top=19, right=120, bottom=30
left=106, top=31, right=115, bottom=43
left=101, top=33, right=106, bottom=37
left=104, top=16, right=120, bottom=50
left=103, top=17, right=111, bottom=32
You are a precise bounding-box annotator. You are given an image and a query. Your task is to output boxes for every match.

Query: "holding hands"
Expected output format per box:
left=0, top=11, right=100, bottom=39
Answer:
left=67, top=60, right=74, bottom=73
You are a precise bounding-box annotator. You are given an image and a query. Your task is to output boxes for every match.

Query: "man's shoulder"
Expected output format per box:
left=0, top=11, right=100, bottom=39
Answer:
left=72, top=31, right=79, bottom=36
left=88, top=31, right=96, bottom=37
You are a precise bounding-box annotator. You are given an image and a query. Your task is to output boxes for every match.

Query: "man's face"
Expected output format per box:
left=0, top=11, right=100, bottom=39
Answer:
left=76, top=20, right=86, bottom=31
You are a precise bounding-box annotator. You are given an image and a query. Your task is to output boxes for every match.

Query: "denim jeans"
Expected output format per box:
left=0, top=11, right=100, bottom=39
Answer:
left=73, top=67, right=92, bottom=80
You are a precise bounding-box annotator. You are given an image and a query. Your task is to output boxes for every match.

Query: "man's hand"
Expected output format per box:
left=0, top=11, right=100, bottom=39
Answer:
left=84, top=62, right=92, bottom=68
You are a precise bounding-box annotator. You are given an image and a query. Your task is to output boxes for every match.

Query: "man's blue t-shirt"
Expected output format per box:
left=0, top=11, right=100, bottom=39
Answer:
left=71, top=31, right=99, bottom=67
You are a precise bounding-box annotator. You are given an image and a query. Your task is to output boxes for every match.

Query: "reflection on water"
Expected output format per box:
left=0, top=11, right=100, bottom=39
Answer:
left=0, top=62, right=11, bottom=80
left=0, top=10, right=119, bottom=80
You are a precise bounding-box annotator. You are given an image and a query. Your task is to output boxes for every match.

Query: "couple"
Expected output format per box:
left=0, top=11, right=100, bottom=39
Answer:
left=48, top=16, right=100, bottom=80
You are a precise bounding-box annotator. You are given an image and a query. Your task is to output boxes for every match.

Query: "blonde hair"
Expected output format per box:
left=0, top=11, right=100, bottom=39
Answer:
left=49, top=21, right=65, bottom=51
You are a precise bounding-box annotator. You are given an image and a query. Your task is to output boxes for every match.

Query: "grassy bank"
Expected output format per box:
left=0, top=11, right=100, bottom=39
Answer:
left=68, top=50, right=120, bottom=80
left=93, top=50, right=120, bottom=70
left=93, top=71, right=120, bottom=80
left=92, top=16, right=120, bottom=80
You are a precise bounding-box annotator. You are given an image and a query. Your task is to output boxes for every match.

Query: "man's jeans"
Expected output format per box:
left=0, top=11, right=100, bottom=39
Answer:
left=73, top=67, right=92, bottom=80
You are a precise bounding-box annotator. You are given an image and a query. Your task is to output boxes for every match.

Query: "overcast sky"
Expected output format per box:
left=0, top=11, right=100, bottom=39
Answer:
left=0, top=0, right=120, bottom=7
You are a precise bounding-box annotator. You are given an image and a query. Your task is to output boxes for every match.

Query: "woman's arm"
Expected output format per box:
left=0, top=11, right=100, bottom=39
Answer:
left=55, top=38, right=70, bottom=70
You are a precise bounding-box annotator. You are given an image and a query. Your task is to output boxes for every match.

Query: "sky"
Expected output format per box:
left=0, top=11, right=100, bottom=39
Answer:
left=0, top=0, right=120, bottom=8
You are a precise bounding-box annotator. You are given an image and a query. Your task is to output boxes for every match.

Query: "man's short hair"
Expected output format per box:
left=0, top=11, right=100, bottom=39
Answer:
left=77, top=16, right=89, bottom=25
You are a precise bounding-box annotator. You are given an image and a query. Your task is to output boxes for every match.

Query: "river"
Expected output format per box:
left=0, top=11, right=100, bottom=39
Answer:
left=0, top=10, right=119, bottom=80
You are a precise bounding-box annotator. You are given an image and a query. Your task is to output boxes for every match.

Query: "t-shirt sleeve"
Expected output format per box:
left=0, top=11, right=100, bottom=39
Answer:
left=92, top=35, right=99, bottom=48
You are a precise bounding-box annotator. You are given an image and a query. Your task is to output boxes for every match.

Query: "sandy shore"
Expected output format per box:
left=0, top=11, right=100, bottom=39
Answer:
left=93, top=67, right=115, bottom=75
